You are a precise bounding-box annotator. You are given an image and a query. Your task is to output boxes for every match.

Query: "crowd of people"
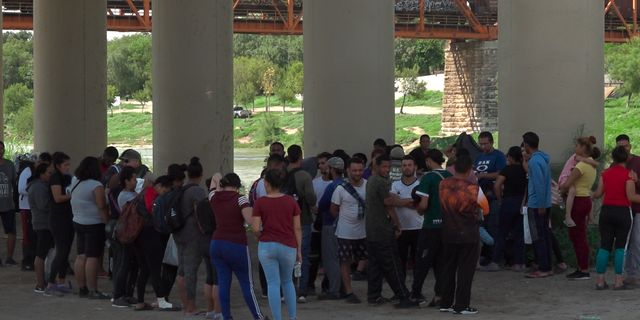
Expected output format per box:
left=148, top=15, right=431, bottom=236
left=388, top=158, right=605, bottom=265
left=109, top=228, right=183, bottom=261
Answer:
left=1, top=130, right=639, bottom=319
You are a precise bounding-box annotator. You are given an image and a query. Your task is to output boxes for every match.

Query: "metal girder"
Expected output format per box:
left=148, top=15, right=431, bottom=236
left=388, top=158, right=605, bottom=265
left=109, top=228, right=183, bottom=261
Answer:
left=451, top=0, right=488, bottom=36
left=0, top=0, right=636, bottom=42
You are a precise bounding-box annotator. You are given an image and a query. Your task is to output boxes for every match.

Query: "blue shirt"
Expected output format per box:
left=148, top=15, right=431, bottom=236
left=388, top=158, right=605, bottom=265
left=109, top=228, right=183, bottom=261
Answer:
left=318, top=178, right=343, bottom=226
left=474, top=149, right=507, bottom=188
left=527, top=151, right=552, bottom=209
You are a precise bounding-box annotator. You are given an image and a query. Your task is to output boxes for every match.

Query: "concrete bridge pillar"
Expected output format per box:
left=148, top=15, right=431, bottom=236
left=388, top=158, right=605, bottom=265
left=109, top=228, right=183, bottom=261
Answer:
left=152, top=0, right=233, bottom=176
left=442, top=41, right=498, bottom=136
left=303, top=0, right=395, bottom=156
left=498, top=1, right=604, bottom=161
left=33, top=0, right=107, bottom=163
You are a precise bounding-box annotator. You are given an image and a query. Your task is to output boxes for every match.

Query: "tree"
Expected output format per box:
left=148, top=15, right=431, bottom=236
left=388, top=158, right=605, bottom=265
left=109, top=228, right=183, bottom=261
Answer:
left=395, top=67, right=426, bottom=114
left=107, top=85, right=119, bottom=117
left=234, top=57, right=270, bottom=110
left=395, top=39, right=446, bottom=75
left=608, top=38, right=640, bottom=108
left=261, top=67, right=277, bottom=112
left=274, top=67, right=297, bottom=113
left=233, top=34, right=302, bottom=68
left=107, top=33, right=152, bottom=95
left=4, top=83, right=32, bottom=114
left=132, top=81, right=152, bottom=113
left=3, top=36, right=34, bottom=89
left=288, top=61, right=304, bottom=112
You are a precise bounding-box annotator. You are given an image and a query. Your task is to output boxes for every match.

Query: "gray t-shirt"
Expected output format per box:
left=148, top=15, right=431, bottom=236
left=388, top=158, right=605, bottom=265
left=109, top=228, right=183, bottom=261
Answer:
left=118, top=190, right=138, bottom=209
left=70, top=178, right=104, bottom=225
left=0, top=160, right=16, bottom=212
left=173, top=184, right=207, bottom=244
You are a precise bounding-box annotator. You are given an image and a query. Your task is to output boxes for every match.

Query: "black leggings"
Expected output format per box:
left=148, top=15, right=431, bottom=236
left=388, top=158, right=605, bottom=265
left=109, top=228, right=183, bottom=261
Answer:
left=133, top=226, right=164, bottom=303
left=113, top=241, right=139, bottom=299
left=161, top=233, right=178, bottom=297
left=48, top=214, right=75, bottom=284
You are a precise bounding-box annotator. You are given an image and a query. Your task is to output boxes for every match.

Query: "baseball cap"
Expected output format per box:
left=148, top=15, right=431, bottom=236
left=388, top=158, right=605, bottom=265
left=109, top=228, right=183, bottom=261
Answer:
left=390, top=146, right=405, bottom=160
left=327, top=157, right=345, bottom=173
left=119, top=149, right=142, bottom=161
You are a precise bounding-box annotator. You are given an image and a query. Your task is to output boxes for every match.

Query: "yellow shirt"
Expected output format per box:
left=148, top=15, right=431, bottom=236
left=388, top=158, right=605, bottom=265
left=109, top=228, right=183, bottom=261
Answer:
left=573, top=160, right=597, bottom=197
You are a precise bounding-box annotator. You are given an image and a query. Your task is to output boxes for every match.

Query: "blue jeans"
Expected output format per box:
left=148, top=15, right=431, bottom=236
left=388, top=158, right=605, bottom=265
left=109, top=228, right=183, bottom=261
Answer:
left=482, top=198, right=500, bottom=258
left=530, top=208, right=553, bottom=272
left=298, top=225, right=312, bottom=293
left=258, top=242, right=297, bottom=320
left=210, top=240, right=264, bottom=320
left=492, top=195, right=525, bottom=265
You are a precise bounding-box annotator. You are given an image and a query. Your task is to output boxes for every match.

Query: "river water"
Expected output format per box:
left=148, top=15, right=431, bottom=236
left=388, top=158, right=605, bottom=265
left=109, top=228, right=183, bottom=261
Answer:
left=233, top=148, right=269, bottom=189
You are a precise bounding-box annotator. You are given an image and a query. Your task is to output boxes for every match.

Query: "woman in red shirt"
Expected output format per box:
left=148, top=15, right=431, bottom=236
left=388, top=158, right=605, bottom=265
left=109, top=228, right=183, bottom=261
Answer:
left=209, top=173, right=267, bottom=320
left=593, top=146, right=640, bottom=290
left=252, top=169, right=302, bottom=320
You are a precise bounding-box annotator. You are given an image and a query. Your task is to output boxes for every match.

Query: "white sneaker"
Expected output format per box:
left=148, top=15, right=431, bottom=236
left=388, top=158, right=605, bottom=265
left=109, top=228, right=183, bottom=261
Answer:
left=297, top=295, right=307, bottom=303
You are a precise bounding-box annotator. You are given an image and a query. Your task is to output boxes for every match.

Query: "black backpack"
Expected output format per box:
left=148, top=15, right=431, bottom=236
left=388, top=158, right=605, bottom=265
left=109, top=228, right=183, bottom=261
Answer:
left=108, top=186, right=124, bottom=220
left=281, top=168, right=303, bottom=208
left=194, top=198, right=216, bottom=235
left=152, top=184, right=197, bottom=235
left=14, top=160, right=34, bottom=212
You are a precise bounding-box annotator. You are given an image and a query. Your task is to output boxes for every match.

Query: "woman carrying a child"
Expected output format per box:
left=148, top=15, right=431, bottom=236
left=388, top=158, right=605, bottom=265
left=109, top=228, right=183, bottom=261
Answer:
left=559, top=142, right=600, bottom=228
left=561, top=136, right=601, bottom=280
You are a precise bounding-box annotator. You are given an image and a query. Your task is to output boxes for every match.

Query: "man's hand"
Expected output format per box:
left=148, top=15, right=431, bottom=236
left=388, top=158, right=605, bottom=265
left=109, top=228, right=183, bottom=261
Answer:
left=311, top=206, right=319, bottom=215
left=475, top=172, right=484, bottom=180
left=395, top=230, right=402, bottom=239
left=538, top=208, right=546, bottom=216
left=631, top=170, right=638, bottom=182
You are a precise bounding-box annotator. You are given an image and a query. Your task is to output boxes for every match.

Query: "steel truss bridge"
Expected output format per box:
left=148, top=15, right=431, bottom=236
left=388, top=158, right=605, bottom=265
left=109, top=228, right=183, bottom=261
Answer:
left=1, top=0, right=638, bottom=42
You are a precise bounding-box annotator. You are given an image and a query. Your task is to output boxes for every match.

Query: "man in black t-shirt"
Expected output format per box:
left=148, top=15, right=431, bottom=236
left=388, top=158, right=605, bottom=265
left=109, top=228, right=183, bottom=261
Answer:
left=409, top=135, right=431, bottom=175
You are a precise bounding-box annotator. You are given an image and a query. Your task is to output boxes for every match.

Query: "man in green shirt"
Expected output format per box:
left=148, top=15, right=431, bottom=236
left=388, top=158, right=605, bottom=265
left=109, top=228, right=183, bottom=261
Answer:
left=365, top=155, right=418, bottom=309
left=409, top=149, right=452, bottom=307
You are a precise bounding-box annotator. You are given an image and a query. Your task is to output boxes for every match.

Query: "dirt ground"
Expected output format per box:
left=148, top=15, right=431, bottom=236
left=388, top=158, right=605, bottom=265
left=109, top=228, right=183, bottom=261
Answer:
left=0, top=217, right=637, bottom=320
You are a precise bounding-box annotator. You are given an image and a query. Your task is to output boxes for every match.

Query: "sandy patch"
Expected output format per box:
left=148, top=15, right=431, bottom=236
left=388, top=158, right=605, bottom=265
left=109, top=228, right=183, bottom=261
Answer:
left=282, top=127, right=299, bottom=135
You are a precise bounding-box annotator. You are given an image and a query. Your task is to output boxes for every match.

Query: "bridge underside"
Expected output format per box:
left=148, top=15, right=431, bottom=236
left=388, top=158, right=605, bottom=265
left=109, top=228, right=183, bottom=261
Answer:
left=1, top=0, right=637, bottom=42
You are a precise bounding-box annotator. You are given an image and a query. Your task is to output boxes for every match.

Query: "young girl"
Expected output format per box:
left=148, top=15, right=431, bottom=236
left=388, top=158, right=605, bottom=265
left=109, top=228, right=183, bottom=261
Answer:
left=559, top=153, right=599, bottom=227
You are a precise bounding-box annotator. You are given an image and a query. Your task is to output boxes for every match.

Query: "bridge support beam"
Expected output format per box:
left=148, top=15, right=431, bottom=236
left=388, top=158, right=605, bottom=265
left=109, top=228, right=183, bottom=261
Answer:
left=152, top=0, right=233, bottom=176
left=303, top=0, right=395, bottom=156
left=442, top=41, right=498, bottom=136
left=33, top=0, right=107, bottom=163
left=498, top=1, right=604, bottom=161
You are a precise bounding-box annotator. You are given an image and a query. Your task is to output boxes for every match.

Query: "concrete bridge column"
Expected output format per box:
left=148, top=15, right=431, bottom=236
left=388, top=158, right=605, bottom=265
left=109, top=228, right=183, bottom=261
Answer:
left=33, top=0, right=107, bottom=163
left=303, top=0, right=395, bottom=156
left=152, top=0, right=233, bottom=176
left=442, top=41, right=498, bottom=136
left=498, top=1, right=604, bottom=161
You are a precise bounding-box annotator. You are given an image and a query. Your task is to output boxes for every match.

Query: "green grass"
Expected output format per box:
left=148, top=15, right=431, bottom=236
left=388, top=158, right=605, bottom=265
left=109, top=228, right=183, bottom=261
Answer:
left=604, top=95, right=640, bottom=109
left=394, top=114, right=441, bottom=146
left=107, top=112, right=153, bottom=145
left=395, top=90, right=443, bottom=108
left=603, top=107, right=640, bottom=148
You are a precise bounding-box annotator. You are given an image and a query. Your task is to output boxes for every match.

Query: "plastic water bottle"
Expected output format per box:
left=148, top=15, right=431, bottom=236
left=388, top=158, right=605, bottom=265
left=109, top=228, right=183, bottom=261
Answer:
left=294, top=262, right=301, bottom=278
left=558, top=196, right=566, bottom=210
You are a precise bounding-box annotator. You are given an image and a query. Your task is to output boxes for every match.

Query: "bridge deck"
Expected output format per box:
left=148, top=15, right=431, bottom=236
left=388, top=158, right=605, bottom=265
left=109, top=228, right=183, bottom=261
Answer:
left=1, top=0, right=636, bottom=42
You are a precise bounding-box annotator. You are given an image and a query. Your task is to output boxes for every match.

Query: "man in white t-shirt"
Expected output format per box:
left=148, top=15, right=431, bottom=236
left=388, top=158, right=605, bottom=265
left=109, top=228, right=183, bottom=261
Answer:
left=331, top=157, right=368, bottom=304
left=308, top=152, right=333, bottom=296
left=388, top=155, right=422, bottom=289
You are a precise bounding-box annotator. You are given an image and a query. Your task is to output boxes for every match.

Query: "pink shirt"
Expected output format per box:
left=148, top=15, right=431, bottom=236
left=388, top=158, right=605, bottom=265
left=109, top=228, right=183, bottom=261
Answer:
left=558, top=153, right=579, bottom=187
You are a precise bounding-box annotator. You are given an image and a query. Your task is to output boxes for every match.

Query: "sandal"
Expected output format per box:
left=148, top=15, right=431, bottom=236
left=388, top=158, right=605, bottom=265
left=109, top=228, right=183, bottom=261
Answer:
left=524, top=272, right=548, bottom=278
left=596, top=283, right=609, bottom=290
left=623, top=280, right=637, bottom=289
left=187, top=311, right=207, bottom=317
left=134, top=303, right=154, bottom=311
left=563, top=220, right=577, bottom=228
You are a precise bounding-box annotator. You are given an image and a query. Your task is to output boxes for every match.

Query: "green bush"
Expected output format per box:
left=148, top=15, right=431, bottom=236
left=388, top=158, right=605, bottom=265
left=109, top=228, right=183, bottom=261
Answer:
left=255, top=112, right=282, bottom=146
